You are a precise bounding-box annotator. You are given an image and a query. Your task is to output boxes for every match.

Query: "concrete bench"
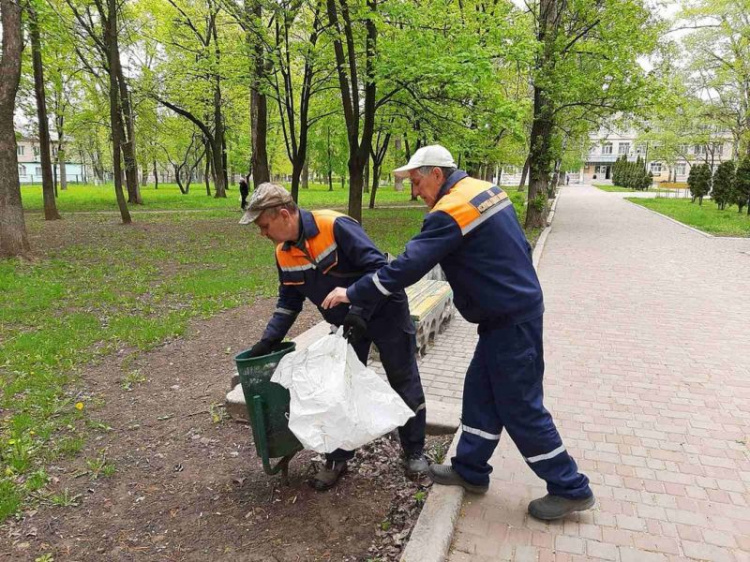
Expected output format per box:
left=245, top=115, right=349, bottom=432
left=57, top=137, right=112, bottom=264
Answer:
left=406, top=279, right=453, bottom=357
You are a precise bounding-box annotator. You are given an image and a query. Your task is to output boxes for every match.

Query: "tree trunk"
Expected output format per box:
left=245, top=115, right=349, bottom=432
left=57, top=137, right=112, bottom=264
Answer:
left=302, top=161, right=309, bottom=189
left=517, top=154, right=530, bottom=191
left=326, top=0, right=377, bottom=223
left=205, top=148, right=212, bottom=196
left=369, top=162, right=380, bottom=209
left=525, top=0, right=557, bottom=230
left=525, top=84, right=553, bottom=229
left=116, top=68, right=141, bottom=204
left=29, top=6, right=60, bottom=221
left=153, top=160, right=159, bottom=189
left=363, top=157, right=369, bottom=193
left=348, top=158, right=364, bottom=221
left=0, top=0, right=30, bottom=257
left=105, top=0, right=131, bottom=224
left=328, top=171, right=333, bottom=191
left=394, top=137, right=404, bottom=191
left=248, top=0, right=270, bottom=189
left=58, top=148, right=67, bottom=190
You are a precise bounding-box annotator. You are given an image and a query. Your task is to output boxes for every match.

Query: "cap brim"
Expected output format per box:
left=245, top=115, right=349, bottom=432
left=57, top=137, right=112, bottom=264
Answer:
left=393, top=164, right=417, bottom=178
left=238, top=208, right=261, bottom=225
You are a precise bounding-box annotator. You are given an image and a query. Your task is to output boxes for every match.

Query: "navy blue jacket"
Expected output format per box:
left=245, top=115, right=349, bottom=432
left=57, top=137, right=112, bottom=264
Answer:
left=346, top=171, right=544, bottom=326
left=262, top=209, right=412, bottom=342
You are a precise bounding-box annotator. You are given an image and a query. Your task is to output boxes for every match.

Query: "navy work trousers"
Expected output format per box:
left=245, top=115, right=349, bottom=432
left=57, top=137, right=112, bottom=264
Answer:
left=327, top=327, right=426, bottom=462
left=452, top=316, right=591, bottom=499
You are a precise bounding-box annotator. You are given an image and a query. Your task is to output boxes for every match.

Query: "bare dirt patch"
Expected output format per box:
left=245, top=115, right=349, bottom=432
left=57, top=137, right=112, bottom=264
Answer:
left=1, top=299, right=446, bottom=561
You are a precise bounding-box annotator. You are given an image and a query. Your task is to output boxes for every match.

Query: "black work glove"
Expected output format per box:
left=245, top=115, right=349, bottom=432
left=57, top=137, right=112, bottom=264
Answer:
left=248, top=339, right=275, bottom=358
left=342, top=309, right=367, bottom=344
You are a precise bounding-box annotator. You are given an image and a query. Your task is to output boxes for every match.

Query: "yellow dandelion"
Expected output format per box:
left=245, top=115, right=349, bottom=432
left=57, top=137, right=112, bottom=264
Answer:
left=8, top=439, right=16, bottom=445
left=75, top=402, right=84, bottom=411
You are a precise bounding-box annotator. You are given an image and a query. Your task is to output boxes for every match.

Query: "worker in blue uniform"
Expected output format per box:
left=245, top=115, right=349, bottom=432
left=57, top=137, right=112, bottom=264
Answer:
left=322, top=146, right=595, bottom=520
left=240, top=182, right=428, bottom=491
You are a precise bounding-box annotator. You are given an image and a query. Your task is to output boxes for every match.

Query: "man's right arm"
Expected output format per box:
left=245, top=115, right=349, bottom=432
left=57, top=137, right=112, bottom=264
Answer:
left=345, top=211, right=463, bottom=309
left=261, top=267, right=306, bottom=342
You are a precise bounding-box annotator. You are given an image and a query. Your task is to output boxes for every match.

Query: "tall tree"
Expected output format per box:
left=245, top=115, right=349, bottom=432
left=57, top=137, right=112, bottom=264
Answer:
left=105, top=0, right=131, bottom=221
left=64, top=0, right=139, bottom=213
left=147, top=0, right=230, bottom=197
left=325, top=0, right=377, bottom=222
left=28, top=1, right=60, bottom=220
left=266, top=0, right=330, bottom=202
left=524, top=0, right=660, bottom=228
left=0, top=0, right=31, bottom=257
left=680, top=0, right=750, bottom=158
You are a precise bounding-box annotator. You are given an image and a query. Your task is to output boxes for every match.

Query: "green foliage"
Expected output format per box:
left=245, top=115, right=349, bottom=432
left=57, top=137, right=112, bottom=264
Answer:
left=612, top=156, right=651, bottom=191
left=688, top=163, right=712, bottom=205
left=733, top=157, right=750, bottom=214
left=712, top=160, right=735, bottom=210
left=629, top=197, right=750, bottom=237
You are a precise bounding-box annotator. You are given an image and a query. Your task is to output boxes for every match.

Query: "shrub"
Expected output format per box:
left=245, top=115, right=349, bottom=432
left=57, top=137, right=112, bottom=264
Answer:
left=733, top=157, right=750, bottom=214
left=711, top=160, right=735, bottom=210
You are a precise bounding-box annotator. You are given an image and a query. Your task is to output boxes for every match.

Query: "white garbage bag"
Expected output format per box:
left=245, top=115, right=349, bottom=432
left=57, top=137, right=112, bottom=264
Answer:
left=271, top=328, right=415, bottom=453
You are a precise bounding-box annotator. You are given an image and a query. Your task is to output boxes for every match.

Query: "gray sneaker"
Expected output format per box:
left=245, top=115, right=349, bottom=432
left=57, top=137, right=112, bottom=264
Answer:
left=528, top=493, right=596, bottom=520
left=428, top=464, right=488, bottom=494
left=405, top=453, right=429, bottom=475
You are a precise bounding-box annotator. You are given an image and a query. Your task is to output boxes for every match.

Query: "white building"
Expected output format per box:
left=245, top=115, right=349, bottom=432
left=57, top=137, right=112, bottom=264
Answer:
left=583, top=128, right=733, bottom=184
left=16, top=136, right=86, bottom=184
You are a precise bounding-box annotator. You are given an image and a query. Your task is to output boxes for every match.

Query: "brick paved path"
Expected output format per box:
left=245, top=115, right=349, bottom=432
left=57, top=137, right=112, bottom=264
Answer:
left=447, top=184, right=750, bottom=561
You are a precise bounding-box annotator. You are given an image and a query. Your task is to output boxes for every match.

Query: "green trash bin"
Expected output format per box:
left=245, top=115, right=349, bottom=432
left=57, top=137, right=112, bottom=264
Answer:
left=234, top=342, right=302, bottom=480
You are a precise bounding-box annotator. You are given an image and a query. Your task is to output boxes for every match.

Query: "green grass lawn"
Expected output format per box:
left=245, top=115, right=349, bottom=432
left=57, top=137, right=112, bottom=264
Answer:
left=628, top=197, right=750, bottom=237
left=21, top=181, right=524, bottom=214
left=0, top=191, right=530, bottom=521
left=593, top=183, right=649, bottom=193
left=20, top=182, right=425, bottom=213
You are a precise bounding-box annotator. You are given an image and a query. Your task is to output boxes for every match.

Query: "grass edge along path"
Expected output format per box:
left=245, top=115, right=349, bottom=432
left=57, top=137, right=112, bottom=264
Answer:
left=628, top=197, right=750, bottom=237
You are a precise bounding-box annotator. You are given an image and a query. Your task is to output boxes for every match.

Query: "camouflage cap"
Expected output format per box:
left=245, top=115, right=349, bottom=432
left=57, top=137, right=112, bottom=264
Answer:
left=238, top=182, right=294, bottom=225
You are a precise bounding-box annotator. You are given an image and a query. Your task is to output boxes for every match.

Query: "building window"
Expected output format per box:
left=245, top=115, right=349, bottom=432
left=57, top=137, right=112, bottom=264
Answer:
left=618, top=142, right=630, bottom=155
left=18, top=165, right=27, bottom=177
left=675, top=163, right=686, bottom=176
left=17, top=145, right=24, bottom=156
left=35, top=167, right=43, bottom=177
left=713, top=143, right=723, bottom=157
left=694, top=144, right=706, bottom=156
left=635, top=144, right=645, bottom=154
left=602, top=142, right=613, bottom=155
left=650, top=162, right=662, bottom=174
left=678, top=144, right=690, bottom=154
left=33, top=146, right=39, bottom=157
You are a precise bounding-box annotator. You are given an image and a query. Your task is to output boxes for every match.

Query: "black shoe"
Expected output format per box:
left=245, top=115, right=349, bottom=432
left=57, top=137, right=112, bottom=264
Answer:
left=405, top=453, right=429, bottom=475
left=428, top=464, right=488, bottom=494
left=310, top=460, right=347, bottom=491
left=528, top=492, right=596, bottom=520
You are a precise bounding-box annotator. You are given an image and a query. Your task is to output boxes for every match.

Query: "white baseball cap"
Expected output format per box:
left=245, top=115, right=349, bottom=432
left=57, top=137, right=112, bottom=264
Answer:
left=393, top=145, right=456, bottom=178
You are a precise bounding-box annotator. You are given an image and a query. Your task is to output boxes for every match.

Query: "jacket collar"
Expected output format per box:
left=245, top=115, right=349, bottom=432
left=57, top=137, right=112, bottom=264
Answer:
left=436, top=170, right=469, bottom=203
left=282, top=209, right=317, bottom=251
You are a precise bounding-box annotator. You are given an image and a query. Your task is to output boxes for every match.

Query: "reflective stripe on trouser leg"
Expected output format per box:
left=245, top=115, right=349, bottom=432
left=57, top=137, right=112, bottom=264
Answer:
left=374, top=329, right=426, bottom=456
left=484, top=317, right=591, bottom=500
left=451, top=340, right=504, bottom=487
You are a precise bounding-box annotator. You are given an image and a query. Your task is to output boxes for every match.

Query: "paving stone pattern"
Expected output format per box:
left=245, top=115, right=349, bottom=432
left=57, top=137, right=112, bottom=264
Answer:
left=447, top=184, right=750, bottom=561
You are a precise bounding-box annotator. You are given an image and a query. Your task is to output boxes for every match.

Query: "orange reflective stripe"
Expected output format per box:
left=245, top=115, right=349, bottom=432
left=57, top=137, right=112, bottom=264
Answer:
left=431, top=177, right=510, bottom=234
left=275, top=210, right=346, bottom=272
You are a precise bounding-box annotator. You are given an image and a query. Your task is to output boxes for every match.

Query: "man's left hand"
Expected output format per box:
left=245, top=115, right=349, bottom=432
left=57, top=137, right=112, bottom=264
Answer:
left=321, top=287, right=350, bottom=309
left=343, top=311, right=367, bottom=344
